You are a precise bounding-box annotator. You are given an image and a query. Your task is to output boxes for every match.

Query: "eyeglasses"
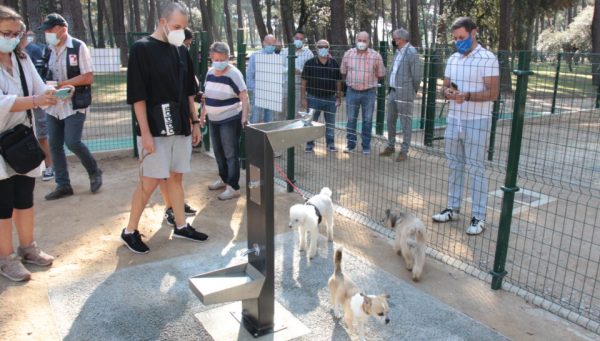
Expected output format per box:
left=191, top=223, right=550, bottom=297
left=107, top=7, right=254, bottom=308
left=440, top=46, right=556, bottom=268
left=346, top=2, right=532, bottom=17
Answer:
left=0, top=31, right=24, bottom=39
left=316, top=46, right=329, bottom=49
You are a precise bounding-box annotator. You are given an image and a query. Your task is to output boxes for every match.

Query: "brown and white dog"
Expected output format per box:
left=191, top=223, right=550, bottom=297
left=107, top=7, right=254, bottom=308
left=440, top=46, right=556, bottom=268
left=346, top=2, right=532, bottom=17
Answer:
left=328, top=248, right=390, bottom=341
left=384, top=208, right=427, bottom=281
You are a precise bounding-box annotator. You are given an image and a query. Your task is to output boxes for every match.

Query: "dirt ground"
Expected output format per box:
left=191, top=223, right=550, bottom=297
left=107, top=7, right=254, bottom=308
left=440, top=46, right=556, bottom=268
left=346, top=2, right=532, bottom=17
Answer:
left=0, top=151, right=598, bottom=340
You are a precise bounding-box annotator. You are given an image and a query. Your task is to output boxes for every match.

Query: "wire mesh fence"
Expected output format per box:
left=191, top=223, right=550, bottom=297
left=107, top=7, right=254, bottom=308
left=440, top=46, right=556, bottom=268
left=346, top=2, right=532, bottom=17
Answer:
left=252, top=45, right=600, bottom=332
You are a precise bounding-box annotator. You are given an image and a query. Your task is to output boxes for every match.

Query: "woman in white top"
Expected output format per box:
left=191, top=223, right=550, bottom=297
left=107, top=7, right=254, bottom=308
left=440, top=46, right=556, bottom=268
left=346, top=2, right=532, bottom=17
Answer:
left=0, top=6, right=62, bottom=282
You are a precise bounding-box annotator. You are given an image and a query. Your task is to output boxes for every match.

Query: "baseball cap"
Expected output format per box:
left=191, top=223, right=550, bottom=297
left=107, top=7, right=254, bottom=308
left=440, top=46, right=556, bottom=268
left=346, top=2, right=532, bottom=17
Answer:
left=37, top=13, right=67, bottom=31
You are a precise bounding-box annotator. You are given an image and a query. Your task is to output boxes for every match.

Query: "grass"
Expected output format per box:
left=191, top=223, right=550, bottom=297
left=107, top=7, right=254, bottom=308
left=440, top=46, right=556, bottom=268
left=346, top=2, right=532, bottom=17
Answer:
left=92, top=72, right=127, bottom=107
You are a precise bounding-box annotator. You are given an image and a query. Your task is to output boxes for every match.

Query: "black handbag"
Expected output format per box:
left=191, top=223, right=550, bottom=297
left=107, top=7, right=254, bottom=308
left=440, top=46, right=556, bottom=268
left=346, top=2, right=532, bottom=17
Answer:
left=0, top=58, right=45, bottom=174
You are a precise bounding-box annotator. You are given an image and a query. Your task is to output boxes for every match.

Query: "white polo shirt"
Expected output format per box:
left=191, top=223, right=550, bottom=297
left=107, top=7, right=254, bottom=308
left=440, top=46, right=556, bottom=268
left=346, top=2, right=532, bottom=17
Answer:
left=46, top=35, right=94, bottom=119
left=444, top=45, right=499, bottom=120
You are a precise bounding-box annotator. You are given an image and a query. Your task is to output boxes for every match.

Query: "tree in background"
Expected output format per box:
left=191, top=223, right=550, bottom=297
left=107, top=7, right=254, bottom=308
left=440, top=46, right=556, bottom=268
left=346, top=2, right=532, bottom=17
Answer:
left=224, top=0, right=234, bottom=52
left=251, top=0, right=268, bottom=41
left=593, top=0, right=600, bottom=87
left=330, top=0, right=347, bottom=46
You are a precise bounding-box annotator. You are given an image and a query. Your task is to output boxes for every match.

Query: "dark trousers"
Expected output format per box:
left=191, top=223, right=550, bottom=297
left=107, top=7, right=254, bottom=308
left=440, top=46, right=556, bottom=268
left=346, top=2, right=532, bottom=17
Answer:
left=209, top=118, right=242, bottom=190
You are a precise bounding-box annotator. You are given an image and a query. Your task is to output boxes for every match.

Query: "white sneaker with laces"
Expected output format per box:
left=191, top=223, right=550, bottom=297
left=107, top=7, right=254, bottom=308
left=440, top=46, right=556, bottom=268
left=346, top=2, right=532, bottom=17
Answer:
left=208, top=179, right=226, bottom=191
left=466, top=217, right=485, bottom=235
left=432, top=208, right=455, bottom=222
left=218, top=185, right=241, bottom=200
left=42, top=167, right=54, bottom=181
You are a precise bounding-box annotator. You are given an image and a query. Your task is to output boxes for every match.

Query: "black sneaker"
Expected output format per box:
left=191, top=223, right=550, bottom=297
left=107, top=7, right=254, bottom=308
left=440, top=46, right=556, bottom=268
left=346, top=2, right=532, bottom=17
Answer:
left=164, top=207, right=176, bottom=226
left=173, top=224, right=208, bottom=242
left=90, top=169, right=103, bottom=193
left=45, top=185, right=74, bottom=201
left=184, top=203, right=197, bottom=216
left=120, top=228, right=150, bottom=254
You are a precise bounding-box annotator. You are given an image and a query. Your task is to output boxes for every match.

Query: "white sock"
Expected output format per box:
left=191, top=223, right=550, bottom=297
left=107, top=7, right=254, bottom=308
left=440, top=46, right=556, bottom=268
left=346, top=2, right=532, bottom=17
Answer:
left=176, top=225, right=187, bottom=230
left=123, top=228, right=134, bottom=235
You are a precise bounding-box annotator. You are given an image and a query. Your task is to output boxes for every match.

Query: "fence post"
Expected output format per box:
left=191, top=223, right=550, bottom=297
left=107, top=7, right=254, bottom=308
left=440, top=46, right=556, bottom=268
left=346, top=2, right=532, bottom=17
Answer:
left=491, top=51, right=533, bottom=290
left=126, top=32, right=139, bottom=158
left=199, top=31, right=211, bottom=151
left=376, top=41, right=388, bottom=135
left=420, top=48, right=429, bottom=130
left=237, top=29, right=248, bottom=170
left=487, top=98, right=501, bottom=161
left=286, top=43, right=297, bottom=193
left=424, top=47, right=438, bottom=146
left=550, top=52, right=562, bottom=114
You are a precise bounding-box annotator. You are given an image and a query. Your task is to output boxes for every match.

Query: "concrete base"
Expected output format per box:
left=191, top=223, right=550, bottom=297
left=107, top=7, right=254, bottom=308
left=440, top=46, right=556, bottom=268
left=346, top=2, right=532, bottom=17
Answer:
left=195, top=301, right=310, bottom=340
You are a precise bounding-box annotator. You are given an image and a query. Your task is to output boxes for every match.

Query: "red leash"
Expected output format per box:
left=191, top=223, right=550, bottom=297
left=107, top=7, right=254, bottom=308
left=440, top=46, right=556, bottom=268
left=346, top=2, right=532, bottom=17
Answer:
left=274, top=162, right=307, bottom=200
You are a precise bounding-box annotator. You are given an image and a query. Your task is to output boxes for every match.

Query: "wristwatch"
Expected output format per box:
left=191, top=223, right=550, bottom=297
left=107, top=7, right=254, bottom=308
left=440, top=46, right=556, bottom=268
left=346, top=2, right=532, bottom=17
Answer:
left=192, top=119, right=201, bottom=125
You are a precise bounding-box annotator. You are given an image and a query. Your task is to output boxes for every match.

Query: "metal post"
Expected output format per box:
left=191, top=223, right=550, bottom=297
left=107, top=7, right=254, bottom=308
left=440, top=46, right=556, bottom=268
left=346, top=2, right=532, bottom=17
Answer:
left=199, top=31, right=211, bottom=151
left=127, top=32, right=139, bottom=158
left=488, top=99, right=501, bottom=161
left=491, top=51, right=533, bottom=290
left=376, top=41, right=388, bottom=135
left=550, top=52, right=562, bottom=114
left=237, top=29, right=248, bottom=170
left=420, top=48, right=429, bottom=130
left=286, top=43, right=297, bottom=193
left=424, top=48, right=439, bottom=146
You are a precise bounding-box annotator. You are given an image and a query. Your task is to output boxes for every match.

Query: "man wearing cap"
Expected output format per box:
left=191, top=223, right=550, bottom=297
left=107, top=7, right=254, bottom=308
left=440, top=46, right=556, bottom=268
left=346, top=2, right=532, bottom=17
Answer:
left=38, top=13, right=102, bottom=200
left=380, top=28, right=421, bottom=161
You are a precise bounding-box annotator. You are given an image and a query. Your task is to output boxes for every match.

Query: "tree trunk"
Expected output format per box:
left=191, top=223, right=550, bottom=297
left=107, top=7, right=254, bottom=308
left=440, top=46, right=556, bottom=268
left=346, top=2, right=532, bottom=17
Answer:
left=373, top=0, right=379, bottom=46
left=62, top=0, right=87, bottom=38
left=498, top=0, right=512, bottom=92
left=330, top=0, right=347, bottom=46
left=592, top=0, right=600, bottom=86
left=109, top=0, right=128, bottom=65
left=251, top=0, right=269, bottom=41
left=436, top=0, right=445, bottom=47
left=147, top=0, right=156, bottom=32
left=408, top=0, right=420, bottom=48
left=132, top=0, right=142, bottom=32
left=198, top=0, right=215, bottom=42
left=397, top=0, right=404, bottom=28
left=297, top=0, right=309, bottom=32
left=280, top=0, right=294, bottom=44
left=128, top=0, right=135, bottom=32
left=247, top=11, right=257, bottom=48
left=97, top=0, right=106, bottom=47
left=25, top=0, right=42, bottom=41
left=266, top=0, right=273, bottom=34
left=224, top=0, right=234, bottom=53
left=87, top=0, right=97, bottom=47
left=236, top=0, right=243, bottom=29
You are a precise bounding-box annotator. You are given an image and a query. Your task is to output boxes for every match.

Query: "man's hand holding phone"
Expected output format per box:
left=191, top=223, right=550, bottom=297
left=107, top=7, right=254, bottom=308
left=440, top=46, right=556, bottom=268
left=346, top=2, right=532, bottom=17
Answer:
left=53, top=86, right=75, bottom=100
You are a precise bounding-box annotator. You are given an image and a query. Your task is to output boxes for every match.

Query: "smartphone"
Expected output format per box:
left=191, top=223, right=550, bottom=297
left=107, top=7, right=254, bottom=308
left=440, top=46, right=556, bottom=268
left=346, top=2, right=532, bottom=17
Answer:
left=450, top=82, right=459, bottom=90
left=54, top=88, right=72, bottom=99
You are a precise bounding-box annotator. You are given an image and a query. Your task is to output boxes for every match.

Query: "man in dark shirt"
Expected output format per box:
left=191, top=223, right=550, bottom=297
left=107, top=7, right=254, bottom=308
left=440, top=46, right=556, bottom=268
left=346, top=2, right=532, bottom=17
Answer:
left=122, top=2, right=207, bottom=254
left=301, top=39, right=342, bottom=152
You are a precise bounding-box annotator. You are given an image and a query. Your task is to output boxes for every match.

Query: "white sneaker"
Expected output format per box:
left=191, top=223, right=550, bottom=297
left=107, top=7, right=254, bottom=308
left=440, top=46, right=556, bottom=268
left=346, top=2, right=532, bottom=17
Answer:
left=432, top=208, right=455, bottom=222
left=208, top=179, right=226, bottom=191
left=218, top=186, right=241, bottom=200
left=42, top=167, right=54, bottom=181
left=466, top=217, right=485, bottom=235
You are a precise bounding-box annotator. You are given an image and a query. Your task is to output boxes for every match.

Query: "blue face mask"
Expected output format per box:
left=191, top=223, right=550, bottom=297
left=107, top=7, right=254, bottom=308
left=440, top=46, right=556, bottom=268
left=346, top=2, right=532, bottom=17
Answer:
left=264, top=45, right=275, bottom=54
left=294, top=39, right=303, bottom=49
left=212, top=61, right=229, bottom=71
left=455, top=32, right=473, bottom=55
left=317, top=48, right=329, bottom=58
left=0, top=36, right=20, bottom=53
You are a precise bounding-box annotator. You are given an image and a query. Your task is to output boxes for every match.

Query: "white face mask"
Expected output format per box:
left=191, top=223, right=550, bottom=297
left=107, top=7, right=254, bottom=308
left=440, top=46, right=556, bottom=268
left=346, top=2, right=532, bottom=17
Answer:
left=27, top=36, right=34, bottom=44
left=0, top=36, right=19, bottom=53
left=45, top=32, right=59, bottom=46
left=164, top=26, right=185, bottom=47
left=356, top=42, right=368, bottom=50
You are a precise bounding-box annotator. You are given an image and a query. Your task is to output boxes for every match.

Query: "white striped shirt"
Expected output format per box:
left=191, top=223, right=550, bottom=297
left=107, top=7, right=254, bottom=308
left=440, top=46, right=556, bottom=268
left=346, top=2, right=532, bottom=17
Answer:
left=204, top=66, right=247, bottom=123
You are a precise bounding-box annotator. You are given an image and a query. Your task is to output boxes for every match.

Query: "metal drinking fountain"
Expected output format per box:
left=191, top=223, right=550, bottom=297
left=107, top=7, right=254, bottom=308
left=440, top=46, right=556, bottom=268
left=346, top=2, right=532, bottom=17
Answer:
left=189, top=117, right=324, bottom=337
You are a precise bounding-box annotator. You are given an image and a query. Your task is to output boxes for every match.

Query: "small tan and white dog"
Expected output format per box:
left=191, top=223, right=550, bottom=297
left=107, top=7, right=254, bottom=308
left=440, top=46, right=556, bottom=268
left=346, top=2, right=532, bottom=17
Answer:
left=384, top=208, right=427, bottom=281
left=288, top=187, right=334, bottom=259
left=328, top=248, right=390, bottom=341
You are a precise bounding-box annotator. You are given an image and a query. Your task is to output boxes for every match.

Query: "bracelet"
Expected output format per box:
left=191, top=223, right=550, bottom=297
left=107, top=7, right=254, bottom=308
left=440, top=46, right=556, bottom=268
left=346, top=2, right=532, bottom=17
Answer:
left=192, top=119, right=201, bottom=125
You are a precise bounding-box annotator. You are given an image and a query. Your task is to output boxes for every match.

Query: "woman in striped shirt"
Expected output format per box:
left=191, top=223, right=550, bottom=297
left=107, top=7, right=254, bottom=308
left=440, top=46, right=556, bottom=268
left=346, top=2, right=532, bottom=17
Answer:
left=201, top=42, right=249, bottom=200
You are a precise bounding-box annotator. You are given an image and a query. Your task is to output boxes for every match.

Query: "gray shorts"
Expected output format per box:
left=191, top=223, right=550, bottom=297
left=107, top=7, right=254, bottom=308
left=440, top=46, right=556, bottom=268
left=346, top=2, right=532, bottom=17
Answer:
left=137, top=135, right=192, bottom=179
left=33, top=108, right=48, bottom=138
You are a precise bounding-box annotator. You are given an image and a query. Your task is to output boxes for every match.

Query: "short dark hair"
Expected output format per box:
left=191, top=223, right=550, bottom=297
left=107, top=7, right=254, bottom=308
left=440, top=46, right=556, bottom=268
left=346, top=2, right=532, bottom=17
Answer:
left=184, top=27, right=193, bottom=40
left=294, top=30, right=305, bottom=37
left=451, top=17, right=477, bottom=32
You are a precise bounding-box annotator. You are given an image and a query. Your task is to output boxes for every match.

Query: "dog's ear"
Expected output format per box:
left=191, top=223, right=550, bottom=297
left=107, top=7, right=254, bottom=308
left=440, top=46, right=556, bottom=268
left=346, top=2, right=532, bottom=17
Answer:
left=361, top=295, right=372, bottom=313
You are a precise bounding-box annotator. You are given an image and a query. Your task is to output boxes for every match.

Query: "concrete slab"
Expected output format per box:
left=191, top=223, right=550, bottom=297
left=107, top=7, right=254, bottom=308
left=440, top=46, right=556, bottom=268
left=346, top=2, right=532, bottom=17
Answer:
left=48, top=232, right=508, bottom=341
left=195, top=301, right=310, bottom=340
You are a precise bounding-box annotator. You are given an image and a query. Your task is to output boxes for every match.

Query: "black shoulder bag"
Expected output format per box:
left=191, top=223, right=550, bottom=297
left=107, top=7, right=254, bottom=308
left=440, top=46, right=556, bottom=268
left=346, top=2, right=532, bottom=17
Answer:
left=0, top=58, right=46, bottom=174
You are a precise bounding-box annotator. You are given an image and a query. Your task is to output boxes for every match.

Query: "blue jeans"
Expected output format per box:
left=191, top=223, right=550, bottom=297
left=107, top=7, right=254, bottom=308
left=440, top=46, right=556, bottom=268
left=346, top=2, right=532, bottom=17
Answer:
left=346, top=88, right=376, bottom=150
left=47, top=112, right=99, bottom=187
left=444, top=117, right=491, bottom=220
left=250, top=91, right=275, bottom=124
left=210, top=117, right=242, bottom=190
left=307, top=95, right=336, bottom=149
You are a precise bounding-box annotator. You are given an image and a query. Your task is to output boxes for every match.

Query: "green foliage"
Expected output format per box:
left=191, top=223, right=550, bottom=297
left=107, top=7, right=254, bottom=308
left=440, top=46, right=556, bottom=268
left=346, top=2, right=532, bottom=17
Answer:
left=537, top=6, right=593, bottom=52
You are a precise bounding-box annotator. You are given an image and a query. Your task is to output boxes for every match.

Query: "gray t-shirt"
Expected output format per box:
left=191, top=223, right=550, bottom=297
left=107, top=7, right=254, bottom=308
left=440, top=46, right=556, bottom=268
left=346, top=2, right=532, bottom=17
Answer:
left=204, top=66, right=247, bottom=123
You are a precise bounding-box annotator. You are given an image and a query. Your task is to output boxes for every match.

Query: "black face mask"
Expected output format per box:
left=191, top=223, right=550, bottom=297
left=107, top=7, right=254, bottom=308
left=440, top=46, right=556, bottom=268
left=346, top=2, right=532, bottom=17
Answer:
left=275, top=47, right=281, bottom=54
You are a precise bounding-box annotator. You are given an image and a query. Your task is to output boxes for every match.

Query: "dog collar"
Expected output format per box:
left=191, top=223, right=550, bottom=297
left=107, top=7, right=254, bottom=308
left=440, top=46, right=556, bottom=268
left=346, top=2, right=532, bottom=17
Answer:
left=305, top=202, right=322, bottom=224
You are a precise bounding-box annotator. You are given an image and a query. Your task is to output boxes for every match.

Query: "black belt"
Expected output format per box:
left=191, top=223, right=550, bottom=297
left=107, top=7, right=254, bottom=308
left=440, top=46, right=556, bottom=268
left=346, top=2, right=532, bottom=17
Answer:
left=349, top=87, right=376, bottom=92
left=305, top=202, right=322, bottom=224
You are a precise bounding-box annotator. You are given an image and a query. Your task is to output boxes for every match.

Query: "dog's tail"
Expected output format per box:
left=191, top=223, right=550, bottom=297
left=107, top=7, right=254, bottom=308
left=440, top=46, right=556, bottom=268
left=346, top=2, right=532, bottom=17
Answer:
left=334, top=247, right=343, bottom=275
left=320, top=187, right=333, bottom=198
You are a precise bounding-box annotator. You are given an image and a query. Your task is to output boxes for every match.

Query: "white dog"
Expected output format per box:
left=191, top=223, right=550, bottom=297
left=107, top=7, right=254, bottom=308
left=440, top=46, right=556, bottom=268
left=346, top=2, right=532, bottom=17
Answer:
left=288, top=187, right=334, bottom=259
left=384, top=208, right=427, bottom=281
left=328, top=248, right=390, bottom=341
